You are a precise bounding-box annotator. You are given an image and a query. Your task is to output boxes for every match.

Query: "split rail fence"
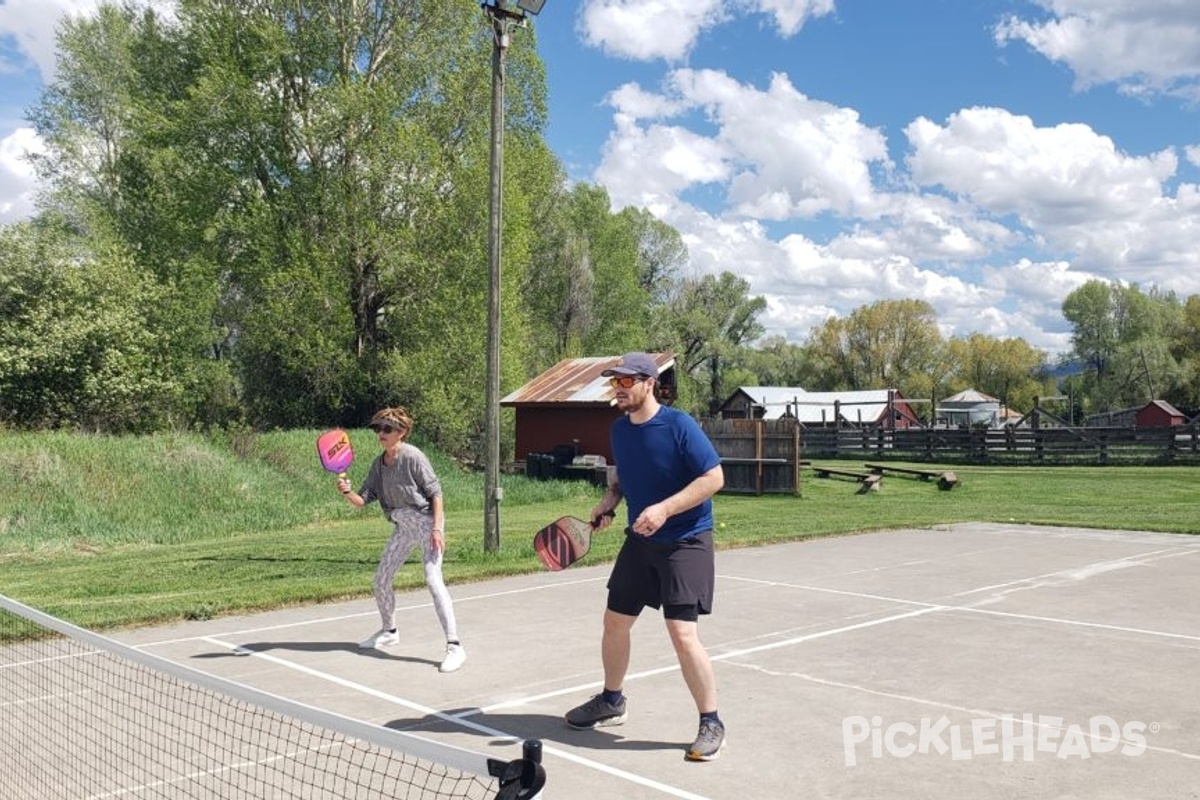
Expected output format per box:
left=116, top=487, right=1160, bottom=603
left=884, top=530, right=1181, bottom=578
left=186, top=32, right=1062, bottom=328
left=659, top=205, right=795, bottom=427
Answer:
left=700, top=419, right=1200, bottom=495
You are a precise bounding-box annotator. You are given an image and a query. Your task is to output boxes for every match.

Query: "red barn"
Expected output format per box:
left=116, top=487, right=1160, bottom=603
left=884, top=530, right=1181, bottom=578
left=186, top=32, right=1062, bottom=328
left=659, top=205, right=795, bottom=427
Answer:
left=500, top=353, right=677, bottom=470
left=1135, top=400, right=1186, bottom=427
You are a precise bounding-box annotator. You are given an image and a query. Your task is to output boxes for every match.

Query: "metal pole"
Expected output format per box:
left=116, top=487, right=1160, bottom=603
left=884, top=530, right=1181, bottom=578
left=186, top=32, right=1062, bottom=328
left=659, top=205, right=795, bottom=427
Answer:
left=483, top=10, right=511, bottom=553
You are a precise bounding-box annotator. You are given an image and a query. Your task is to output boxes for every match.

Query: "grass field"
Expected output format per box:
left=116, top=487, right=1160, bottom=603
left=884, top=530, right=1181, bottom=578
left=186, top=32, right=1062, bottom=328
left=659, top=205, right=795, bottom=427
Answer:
left=1, top=429, right=1197, bottom=630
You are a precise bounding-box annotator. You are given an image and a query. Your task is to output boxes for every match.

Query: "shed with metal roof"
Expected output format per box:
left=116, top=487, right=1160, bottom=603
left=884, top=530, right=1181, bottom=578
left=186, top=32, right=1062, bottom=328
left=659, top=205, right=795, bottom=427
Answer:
left=500, top=353, right=677, bottom=469
left=718, top=387, right=922, bottom=428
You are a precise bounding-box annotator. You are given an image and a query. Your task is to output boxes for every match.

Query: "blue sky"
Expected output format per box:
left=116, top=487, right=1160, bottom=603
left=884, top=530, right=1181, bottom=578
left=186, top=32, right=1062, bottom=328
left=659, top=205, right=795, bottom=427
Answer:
left=5, top=1, right=1200, bottom=357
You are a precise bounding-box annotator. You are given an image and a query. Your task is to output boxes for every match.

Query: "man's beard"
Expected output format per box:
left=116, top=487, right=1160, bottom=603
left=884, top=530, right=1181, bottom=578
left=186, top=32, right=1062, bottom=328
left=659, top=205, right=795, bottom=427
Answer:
left=616, top=393, right=645, bottom=413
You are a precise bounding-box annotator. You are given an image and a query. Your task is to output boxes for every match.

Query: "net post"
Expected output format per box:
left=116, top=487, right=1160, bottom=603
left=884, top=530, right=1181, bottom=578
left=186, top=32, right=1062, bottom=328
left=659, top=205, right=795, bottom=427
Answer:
left=488, top=738, right=546, bottom=799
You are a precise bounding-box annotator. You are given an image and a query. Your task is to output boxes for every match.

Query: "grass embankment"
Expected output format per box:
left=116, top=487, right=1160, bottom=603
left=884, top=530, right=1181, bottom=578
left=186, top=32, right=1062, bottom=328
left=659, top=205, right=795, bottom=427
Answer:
left=1, top=429, right=1196, bottom=630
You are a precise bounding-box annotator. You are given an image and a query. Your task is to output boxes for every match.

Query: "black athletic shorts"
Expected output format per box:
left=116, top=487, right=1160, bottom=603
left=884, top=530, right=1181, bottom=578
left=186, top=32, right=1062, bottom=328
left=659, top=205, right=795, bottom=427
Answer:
left=606, top=529, right=714, bottom=621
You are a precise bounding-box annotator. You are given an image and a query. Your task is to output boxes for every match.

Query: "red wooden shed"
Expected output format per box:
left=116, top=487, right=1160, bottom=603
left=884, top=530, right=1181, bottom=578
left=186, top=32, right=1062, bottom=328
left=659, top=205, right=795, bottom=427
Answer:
left=500, top=353, right=677, bottom=468
left=1135, top=400, right=1186, bottom=427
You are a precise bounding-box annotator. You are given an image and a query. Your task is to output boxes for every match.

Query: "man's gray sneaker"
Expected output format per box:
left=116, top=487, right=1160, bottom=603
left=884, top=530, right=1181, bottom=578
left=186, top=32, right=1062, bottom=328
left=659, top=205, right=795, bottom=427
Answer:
left=565, top=694, right=627, bottom=730
left=685, top=718, right=726, bottom=761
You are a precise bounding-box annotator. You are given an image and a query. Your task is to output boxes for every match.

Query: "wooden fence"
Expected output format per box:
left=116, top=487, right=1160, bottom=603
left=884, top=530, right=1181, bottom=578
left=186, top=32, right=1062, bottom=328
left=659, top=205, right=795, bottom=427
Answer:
left=798, top=424, right=1200, bottom=466
left=700, top=418, right=802, bottom=495
left=697, top=419, right=1200, bottom=495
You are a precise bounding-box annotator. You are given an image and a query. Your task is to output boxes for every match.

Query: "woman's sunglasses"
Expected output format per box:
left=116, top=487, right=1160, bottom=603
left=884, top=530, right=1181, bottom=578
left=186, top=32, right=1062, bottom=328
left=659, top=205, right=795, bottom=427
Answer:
left=608, top=376, right=646, bottom=389
left=371, top=423, right=401, bottom=434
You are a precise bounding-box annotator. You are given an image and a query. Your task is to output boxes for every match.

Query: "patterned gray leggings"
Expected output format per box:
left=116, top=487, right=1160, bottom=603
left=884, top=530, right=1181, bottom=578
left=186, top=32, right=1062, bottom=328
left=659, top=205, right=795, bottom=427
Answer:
left=371, top=507, right=458, bottom=641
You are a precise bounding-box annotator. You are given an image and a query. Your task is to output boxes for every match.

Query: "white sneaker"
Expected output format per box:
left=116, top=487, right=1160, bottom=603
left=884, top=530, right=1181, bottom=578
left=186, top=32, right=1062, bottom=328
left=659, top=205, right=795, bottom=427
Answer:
left=359, top=629, right=399, bottom=649
left=439, top=643, right=466, bottom=673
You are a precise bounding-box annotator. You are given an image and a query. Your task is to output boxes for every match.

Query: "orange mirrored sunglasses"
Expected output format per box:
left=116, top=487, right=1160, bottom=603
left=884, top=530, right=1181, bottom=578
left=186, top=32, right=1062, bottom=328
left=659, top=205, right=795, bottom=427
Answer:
left=608, top=376, right=645, bottom=389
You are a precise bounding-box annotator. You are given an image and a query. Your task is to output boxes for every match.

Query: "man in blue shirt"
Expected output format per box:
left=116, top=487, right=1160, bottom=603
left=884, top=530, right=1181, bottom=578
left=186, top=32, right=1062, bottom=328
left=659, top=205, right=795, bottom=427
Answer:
left=564, top=353, right=727, bottom=761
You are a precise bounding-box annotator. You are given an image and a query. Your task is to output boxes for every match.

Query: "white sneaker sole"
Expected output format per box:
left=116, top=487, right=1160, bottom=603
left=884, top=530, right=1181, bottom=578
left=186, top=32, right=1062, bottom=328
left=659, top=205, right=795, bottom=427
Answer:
left=566, top=712, right=627, bottom=731
left=685, top=737, right=726, bottom=762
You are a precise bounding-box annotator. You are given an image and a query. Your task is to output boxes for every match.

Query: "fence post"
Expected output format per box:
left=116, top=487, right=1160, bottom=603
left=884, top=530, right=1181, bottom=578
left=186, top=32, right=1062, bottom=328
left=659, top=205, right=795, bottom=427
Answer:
left=794, top=420, right=802, bottom=497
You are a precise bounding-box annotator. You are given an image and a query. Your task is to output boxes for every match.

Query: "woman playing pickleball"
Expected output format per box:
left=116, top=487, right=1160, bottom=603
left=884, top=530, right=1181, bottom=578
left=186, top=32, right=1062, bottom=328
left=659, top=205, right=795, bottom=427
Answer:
left=337, top=406, right=466, bottom=673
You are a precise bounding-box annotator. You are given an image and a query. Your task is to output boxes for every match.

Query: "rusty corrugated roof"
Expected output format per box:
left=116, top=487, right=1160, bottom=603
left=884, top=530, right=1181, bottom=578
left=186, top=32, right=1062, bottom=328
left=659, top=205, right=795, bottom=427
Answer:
left=500, top=354, right=675, bottom=406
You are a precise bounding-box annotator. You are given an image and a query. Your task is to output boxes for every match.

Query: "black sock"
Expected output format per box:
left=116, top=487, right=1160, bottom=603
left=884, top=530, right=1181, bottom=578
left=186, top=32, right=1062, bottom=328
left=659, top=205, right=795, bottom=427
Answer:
left=601, top=688, right=624, bottom=705
left=700, top=710, right=721, bottom=725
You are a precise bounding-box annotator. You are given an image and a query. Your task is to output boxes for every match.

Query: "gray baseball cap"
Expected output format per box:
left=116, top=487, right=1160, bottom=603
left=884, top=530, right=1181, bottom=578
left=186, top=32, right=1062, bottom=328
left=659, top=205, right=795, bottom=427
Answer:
left=601, top=352, right=659, bottom=379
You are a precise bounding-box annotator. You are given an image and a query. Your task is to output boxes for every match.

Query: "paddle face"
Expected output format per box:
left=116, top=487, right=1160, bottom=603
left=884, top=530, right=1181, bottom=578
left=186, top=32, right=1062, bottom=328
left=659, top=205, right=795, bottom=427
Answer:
left=316, top=429, right=354, bottom=478
left=533, top=511, right=614, bottom=571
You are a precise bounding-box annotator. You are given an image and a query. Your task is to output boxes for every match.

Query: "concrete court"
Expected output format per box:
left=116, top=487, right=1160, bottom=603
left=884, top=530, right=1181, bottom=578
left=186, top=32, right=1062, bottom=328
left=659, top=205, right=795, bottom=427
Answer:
left=118, top=522, right=1200, bottom=800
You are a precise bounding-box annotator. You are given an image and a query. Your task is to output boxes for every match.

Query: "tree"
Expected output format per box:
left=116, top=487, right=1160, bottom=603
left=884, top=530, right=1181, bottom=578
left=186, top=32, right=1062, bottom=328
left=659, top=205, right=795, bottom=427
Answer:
left=617, top=206, right=687, bottom=305
left=657, top=272, right=766, bottom=415
left=521, top=184, right=667, bottom=364
left=29, top=0, right=554, bottom=454
left=945, top=333, right=1051, bottom=415
left=805, top=299, right=942, bottom=394
left=744, top=335, right=819, bottom=387
left=0, top=217, right=233, bottom=431
left=1062, top=280, right=1184, bottom=413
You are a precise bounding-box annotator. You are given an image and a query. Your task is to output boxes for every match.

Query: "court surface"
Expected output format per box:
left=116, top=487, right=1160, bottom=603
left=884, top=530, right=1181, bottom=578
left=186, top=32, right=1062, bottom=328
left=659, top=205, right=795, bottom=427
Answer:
left=117, top=522, right=1200, bottom=800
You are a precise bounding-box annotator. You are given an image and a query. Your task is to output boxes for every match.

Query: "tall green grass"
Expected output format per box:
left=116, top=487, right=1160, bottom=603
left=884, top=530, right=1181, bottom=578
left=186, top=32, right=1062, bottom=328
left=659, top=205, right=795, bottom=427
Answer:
left=1, top=430, right=1196, bottom=630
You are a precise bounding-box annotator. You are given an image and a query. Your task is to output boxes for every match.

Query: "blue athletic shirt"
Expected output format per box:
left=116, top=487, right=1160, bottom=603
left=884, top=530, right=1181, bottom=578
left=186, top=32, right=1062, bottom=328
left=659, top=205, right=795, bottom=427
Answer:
left=611, top=405, right=721, bottom=543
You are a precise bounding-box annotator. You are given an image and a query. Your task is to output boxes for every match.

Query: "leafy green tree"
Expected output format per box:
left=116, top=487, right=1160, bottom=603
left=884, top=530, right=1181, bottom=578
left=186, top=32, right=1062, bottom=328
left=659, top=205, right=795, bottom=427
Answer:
left=1062, top=280, right=1184, bottom=413
left=30, top=0, right=554, bottom=455
left=656, top=272, right=766, bottom=415
left=618, top=206, right=687, bottom=305
left=805, top=299, right=942, bottom=394
left=522, top=183, right=662, bottom=364
left=743, top=335, right=819, bottom=387
left=945, top=333, right=1051, bottom=416
left=0, top=218, right=233, bottom=431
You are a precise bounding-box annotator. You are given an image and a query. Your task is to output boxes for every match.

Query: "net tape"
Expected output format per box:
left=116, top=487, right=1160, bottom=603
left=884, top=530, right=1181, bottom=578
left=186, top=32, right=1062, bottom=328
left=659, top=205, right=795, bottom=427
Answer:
left=0, top=596, right=543, bottom=800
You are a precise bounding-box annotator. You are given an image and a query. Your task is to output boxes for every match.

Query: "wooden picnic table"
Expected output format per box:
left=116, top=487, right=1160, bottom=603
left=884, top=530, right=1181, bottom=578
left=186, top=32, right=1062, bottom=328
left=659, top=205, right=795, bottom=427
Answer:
left=811, top=465, right=882, bottom=493
left=864, top=463, right=959, bottom=489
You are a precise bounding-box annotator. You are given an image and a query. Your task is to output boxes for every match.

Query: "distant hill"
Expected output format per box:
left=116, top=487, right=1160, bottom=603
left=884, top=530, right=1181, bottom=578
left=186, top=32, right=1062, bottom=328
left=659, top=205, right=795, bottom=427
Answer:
left=1046, top=359, right=1085, bottom=380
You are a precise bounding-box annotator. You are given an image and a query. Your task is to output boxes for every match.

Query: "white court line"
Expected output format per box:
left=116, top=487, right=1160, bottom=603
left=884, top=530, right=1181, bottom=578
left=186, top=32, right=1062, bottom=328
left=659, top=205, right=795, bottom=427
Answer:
left=722, top=572, right=1200, bottom=644
left=955, top=607, right=1200, bottom=644
left=721, top=662, right=1200, bottom=762
left=203, top=637, right=714, bottom=800
left=143, top=576, right=606, bottom=646
left=952, top=547, right=1195, bottom=597
left=476, top=606, right=947, bottom=715
left=139, top=530, right=1196, bottom=796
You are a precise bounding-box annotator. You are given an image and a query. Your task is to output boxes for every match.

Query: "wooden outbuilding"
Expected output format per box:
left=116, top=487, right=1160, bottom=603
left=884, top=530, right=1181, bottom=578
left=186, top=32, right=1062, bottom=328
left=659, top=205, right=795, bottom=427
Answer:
left=1085, top=400, right=1187, bottom=428
left=500, top=353, right=678, bottom=471
left=937, top=388, right=1001, bottom=428
left=1135, top=400, right=1187, bottom=428
left=718, top=387, right=922, bottom=428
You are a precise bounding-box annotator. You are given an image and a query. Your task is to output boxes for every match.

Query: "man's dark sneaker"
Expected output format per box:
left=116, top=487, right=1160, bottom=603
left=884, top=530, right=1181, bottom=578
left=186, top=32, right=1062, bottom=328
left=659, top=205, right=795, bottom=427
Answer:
left=565, top=694, right=628, bottom=730
left=685, top=718, right=726, bottom=761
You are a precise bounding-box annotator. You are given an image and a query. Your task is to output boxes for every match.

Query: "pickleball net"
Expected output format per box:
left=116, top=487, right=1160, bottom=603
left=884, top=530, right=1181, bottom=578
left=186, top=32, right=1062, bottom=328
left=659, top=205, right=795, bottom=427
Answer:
left=0, top=595, right=544, bottom=800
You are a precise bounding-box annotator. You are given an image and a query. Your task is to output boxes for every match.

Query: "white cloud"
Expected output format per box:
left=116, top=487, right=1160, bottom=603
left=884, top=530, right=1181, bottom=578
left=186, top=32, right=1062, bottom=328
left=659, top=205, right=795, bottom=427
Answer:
left=905, top=107, right=1174, bottom=225
left=750, top=0, right=837, bottom=37
left=994, top=0, right=1200, bottom=99
left=904, top=106, right=1200, bottom=294
left=0, top=0, right=103, bottom=80
left=577, top=0, right=836, bottom=61
left=593, top=69, right=1200, bottom=354
left=578, top=0, right=726, bottom=62
left=598, top=69, right=889, bottom=220
left=0, top=127, right=44, bottom=223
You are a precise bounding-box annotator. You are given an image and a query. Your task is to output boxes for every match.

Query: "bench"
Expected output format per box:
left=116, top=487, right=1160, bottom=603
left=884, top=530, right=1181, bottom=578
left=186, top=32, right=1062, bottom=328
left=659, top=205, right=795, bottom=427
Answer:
left=812, top=466, right=882, bottom=493
left=864, top=463, right=959, bottom=490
